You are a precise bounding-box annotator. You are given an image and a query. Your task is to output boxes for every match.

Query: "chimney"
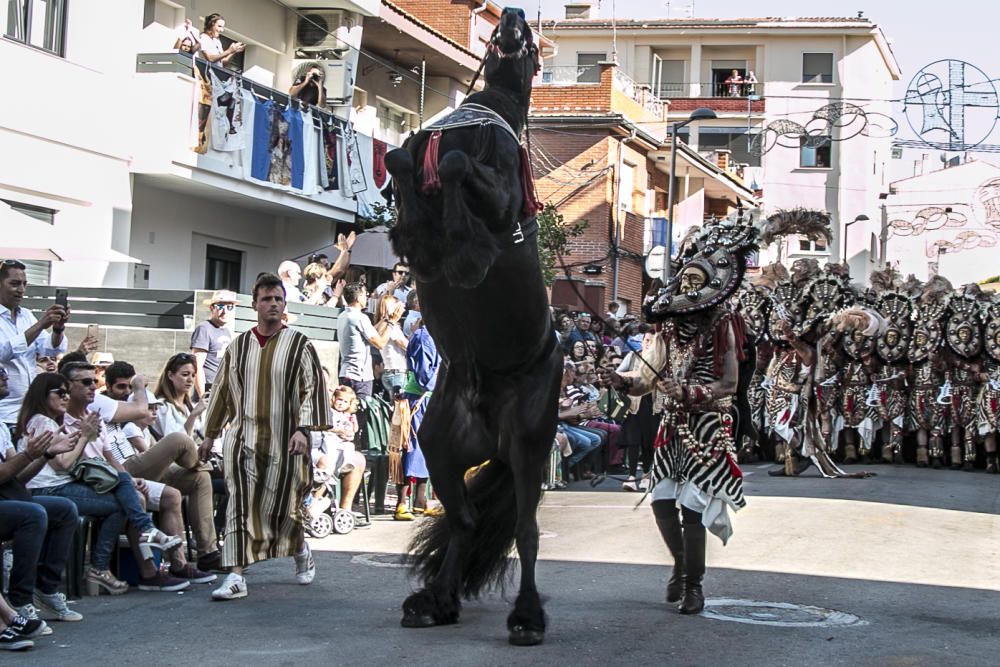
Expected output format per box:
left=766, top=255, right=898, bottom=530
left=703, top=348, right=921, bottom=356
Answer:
left=564, top=3, right=593, bottom=20
left=715, top=149, right=731, bottom=172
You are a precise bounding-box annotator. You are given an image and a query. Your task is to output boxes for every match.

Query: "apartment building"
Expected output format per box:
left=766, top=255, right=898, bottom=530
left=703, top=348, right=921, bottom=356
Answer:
left=0, top=0, right=477, bottom=292
left=538, top=5, right=901, bottom=281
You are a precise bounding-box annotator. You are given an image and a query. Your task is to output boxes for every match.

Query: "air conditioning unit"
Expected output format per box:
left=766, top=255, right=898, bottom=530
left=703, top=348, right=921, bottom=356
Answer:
left=295, top=10, right=351, bottom=55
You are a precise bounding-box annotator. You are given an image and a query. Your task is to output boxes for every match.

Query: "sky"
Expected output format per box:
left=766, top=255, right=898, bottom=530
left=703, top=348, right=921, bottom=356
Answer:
left=534, top=0, right=1000, bottom=174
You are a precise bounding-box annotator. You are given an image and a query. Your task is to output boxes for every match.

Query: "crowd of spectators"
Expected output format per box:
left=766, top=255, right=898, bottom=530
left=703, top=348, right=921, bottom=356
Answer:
left=551, top=304, right=655, bottom=490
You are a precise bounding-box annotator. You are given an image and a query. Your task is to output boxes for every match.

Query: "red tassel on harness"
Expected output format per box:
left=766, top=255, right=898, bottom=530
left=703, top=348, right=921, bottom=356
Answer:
left=420, top=130, right=443, bottom=195
left=519, top=144, right=543, bottom=216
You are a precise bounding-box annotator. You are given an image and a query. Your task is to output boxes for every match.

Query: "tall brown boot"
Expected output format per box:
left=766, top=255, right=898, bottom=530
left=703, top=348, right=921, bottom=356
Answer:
left=916, top=446, right=929, bottom=467
left=652, top=501, right=685, bottom=604
left=950, top=445, right=963, bottom=470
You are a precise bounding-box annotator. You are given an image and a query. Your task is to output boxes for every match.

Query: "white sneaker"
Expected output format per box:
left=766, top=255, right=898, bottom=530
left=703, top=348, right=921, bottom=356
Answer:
left=294, top=543, right=316, bottom=585
left=211, top=573, right=247, bottom=600
left=32, top=591, right=83, bottom=622
left=639, top=477, right=650, bottom=491
left=621, top=476, right=637, bottom=492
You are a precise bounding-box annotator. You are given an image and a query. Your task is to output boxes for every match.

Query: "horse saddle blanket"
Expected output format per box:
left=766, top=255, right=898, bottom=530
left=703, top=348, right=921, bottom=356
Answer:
left=424, top=103, right=518, bottom=142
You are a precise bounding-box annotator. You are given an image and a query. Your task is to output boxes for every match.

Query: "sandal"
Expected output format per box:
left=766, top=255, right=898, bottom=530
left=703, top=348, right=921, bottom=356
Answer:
left=138, top=528, right=182, bottom=560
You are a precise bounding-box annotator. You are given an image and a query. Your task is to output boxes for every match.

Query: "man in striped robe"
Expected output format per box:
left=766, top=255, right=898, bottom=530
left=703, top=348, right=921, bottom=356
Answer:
left=198, top=273, right=330, bottom=600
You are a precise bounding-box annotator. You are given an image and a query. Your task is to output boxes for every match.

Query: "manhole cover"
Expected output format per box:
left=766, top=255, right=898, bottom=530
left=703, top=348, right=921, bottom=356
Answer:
left=350, top=553, right=411, bottom=569
left=703, top=599, right=868, bottom=628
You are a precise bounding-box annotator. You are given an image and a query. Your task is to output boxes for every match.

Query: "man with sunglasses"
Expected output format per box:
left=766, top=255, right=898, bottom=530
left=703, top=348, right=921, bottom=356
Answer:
left=191, top=290, right=237, bottom=396
left=0, top=260, right=69, bottom=433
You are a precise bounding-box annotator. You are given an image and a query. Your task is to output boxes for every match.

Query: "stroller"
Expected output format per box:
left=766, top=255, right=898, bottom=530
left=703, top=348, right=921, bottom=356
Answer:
left=305, top=468, right=360, bottom=537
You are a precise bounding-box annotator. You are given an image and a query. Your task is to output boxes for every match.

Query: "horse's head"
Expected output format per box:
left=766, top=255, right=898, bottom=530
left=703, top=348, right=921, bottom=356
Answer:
left=484, top=7, right=540, bottom=104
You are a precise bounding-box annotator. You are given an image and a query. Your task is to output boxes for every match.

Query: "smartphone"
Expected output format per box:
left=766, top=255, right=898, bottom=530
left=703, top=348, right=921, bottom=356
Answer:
left=54, top=288, right=69, bottom=308
left=87, top=324, right=100, bottom=340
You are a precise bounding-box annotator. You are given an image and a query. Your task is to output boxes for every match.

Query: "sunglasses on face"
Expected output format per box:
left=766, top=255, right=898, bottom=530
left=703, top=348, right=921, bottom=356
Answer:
left=212, top=303, right=235, bottom=311
left=1, top=259, right=27, bottom=270
left=49, top=388, right=69, bottom=398
left=72, top=378, right=97, bottom=387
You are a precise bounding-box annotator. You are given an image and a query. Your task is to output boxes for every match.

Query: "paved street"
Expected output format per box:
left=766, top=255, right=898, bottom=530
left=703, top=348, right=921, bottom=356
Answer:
left=17, top=465, right=1000, bottom=666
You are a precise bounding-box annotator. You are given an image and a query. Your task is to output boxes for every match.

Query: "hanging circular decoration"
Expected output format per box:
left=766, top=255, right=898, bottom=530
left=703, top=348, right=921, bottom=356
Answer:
left=904, top=59, right=999, bottom=151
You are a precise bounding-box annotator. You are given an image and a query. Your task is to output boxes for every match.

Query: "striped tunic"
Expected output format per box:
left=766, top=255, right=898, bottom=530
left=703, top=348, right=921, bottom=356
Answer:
left=204, top=328, right=330, bottom=568
left=650, top=316, right=745, bottom=545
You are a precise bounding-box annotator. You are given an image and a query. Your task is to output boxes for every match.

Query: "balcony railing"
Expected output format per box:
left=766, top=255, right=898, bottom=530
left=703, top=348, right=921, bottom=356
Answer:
left=657, top=81, right=765, bottom=99
left=535, top=64, right=668, bottom=122
left=613, top=69, right=666, bottom=119
left=539, top=64, right=600, bottom=85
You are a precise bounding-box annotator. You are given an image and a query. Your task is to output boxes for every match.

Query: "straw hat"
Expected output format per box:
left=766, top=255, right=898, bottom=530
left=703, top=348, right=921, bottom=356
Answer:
left=202, top=289, right=239, bottom=306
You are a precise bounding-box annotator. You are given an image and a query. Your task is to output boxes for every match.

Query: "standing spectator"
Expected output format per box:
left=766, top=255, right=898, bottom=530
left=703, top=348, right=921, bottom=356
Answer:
left=289, top=61, right=327, bottom=108
left=197, top=13, right=244, bottom=66
left=277, top=261, right=305, bottom=303
left=0, top=368, right=80, bottom=626
left=725, top=69, right=744, bottom=97
left=567, top=313, right=600, bottom=347
left=308, top=253, right=329, bottom=270
left=395, top=322, right=441, bottom=520
left=371, top=263, right=412, bottom=315
left=745, top=70, right=758, bottom=96
left=0, top=260, right=68, bottom=431
left=173, top=17, right=200, bottom=54
left=375, top=296, right=408, bottom=398
left=402, top=289, right=422, bottom=338
left=198, top=273, right=331, bottom=600
left=192, top=290, right=236, bottom=395
left=336, top=283, right=389, bottom=443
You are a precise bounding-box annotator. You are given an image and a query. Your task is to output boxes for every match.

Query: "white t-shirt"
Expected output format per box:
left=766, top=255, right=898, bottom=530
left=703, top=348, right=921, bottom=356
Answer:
left=381, top=323, right=408, bottom=372
left=19, top=413, right=108, bottom=489
left=155, top=401, right=201, bottom=439
left=198, top=33, right=224, bottom=59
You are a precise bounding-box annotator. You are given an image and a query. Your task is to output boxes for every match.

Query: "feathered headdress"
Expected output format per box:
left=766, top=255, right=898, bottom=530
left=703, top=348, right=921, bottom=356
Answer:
left=919, top=275, right=953, bottom=306
left=759, top=208, right=833, bottom=247
left=869, top=266, right=901, bottom=293
left=752, top=262, right=789, bottom=289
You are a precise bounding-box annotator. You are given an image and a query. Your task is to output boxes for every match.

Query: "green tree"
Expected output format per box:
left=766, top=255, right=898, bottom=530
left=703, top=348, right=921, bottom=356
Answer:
left=537, top=202, right=587, bottom=286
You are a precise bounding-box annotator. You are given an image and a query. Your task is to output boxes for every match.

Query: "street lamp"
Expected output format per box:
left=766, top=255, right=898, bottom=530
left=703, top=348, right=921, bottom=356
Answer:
left=662, top=107, right=718, bottom=280
left=841, top=214, right=870, bottom=263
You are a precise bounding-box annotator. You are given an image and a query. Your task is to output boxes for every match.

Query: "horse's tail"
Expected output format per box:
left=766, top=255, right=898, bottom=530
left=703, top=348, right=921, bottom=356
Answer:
left=408, top=459, right=518, bottom=598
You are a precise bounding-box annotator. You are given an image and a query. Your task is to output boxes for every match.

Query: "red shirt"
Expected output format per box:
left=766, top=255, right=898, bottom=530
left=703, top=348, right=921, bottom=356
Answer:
left=251, top=325, right=286, bottom=347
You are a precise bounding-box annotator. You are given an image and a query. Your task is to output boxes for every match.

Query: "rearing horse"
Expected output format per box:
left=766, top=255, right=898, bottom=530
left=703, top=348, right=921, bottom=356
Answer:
left=384, top=8, right=560, bottom=647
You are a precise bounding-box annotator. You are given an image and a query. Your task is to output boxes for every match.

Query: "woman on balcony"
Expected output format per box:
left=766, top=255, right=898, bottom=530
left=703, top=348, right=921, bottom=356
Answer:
left=197, top=13, right=244, bottom=67
left=725, top=69, right=744, bottom=97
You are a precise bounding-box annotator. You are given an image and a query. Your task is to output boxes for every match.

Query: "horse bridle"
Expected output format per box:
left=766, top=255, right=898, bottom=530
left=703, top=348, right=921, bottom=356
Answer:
left=465, top=18, right=539, bottom=96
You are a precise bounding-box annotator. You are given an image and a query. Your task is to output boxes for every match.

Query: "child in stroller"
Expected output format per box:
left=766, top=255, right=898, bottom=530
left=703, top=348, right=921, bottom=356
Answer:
left=306, top=385, right=370, bottom=536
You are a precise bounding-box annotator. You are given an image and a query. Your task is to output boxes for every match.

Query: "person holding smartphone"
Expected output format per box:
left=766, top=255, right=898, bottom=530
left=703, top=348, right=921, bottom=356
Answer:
left=0, top=261, right=69, bottom=432
left=289, top=61, right=327, bottom=107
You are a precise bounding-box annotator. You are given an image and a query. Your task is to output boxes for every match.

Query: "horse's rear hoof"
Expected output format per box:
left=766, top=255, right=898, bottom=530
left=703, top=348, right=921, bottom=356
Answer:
left=509, top=626, right=545, bottom=646
left=401, top=611, right=437, bottom=628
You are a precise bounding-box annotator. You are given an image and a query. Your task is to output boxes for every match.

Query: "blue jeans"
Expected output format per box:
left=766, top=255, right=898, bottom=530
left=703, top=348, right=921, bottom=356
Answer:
left=381, top=370, right=407, bottom=398
left=0, top=496, right=78, bottom=606
left=33, top=472, right=153, bottom=570
left=559, top=423, right=602, bottom=467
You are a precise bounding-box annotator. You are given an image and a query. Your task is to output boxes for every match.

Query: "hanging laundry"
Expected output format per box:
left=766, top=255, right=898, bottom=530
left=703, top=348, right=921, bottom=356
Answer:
left=299, top=110, right=320, bottom=194
left=269, top=105, right=292, bottom=186
left=191, top=63, right=213, bottom=154
left=250, top=97, right=275, bottom=182
left=344, top=125, right=367, bottom=196
left=209, top=70, right=246, bottom=151
left=352, top=131, right=394, bottom=219
left=239, top=89, right=256, bottom=180
left=323, top=127, right=340, bottom=191
left=372, top=139, right=388, bottom=190
left=286, top=106, right=305, bottom=190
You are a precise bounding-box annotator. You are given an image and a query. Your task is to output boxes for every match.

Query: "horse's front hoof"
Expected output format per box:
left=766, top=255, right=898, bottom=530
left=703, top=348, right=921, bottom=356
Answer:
left=509, top=626, right=545, bottom=646
left=401, top=611, right=437, bottom=628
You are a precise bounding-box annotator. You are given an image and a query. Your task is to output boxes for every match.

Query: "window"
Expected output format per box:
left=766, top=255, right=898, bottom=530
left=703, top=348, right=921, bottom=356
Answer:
left=711, top=60, right=747, bottom=97
left=205, top=244, right=242, bottom=292
left=800, top=135, right=831, bottom=168
left=2, top=200, right=54, bottom=284
left=376, top=98, right=414, bottom=146
left=653, top=58, right=685, bottom=97
left=797, top=237, right=828, bottom=253
left=2, top=0, right=66, bottom=55
left=218, top=34, right=245, bottom=72
left=802, top=53, right=834, bottom=84
left=697, top=127, right=761, bottom=167
left=576, top=53, right=605, bottom=83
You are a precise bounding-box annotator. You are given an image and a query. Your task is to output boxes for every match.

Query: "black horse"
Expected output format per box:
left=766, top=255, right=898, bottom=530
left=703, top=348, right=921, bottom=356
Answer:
left=384, top=8, right=560, bottom=647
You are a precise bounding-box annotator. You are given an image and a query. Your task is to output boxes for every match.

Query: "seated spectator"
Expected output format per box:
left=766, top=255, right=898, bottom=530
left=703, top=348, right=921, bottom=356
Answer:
left=87, top=352, right=113, bottom=392
left=375, top=296, right=408, bottom=397
left=17, top=369, right=187, bottom=593
left=568, top=340, right=589, bottom=363
left=0, top=592, right=46, bottom=651
left=153, top=353, right=209, bottom=440
left=584, top=339, right=603, bottom=364
left=554, top=312, right=574, bottom=350
left=289, top=61, right=327, bottom=108
left=192, top=290, right=236, bottom=396
left=197, top=13, right=244, bottom=66
left=0, top=367, right=80, bottom=628
left=104, top=361, right=221, bottom=576
left=310, top=386, right=367, bottom=523
left=34, top=355, right=57, bottom=374
left=557, top=362, right=603, bottom=477
left=277, top=260, right=305, bottom=303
